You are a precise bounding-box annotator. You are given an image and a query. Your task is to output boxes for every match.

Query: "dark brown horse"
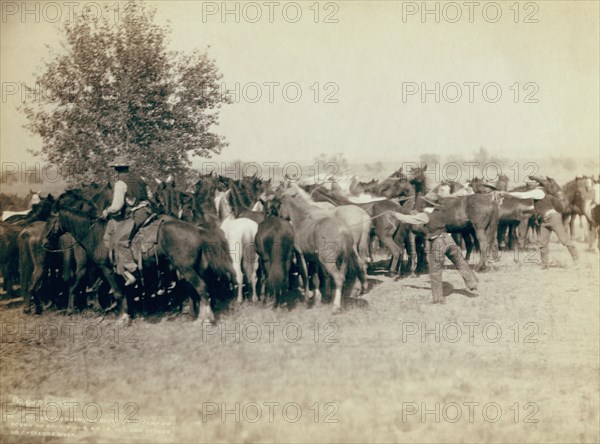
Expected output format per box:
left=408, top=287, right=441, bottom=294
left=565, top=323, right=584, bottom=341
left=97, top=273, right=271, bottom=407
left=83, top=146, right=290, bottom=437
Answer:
left=1, top=195, right=55, bottom=300
left=255, top=199, right=306, bottom=306
left=46, top=191, right=235, bottom=322
left=0, top=221, right=21, bottom=297
left=410, top=170, right=500, bottom=271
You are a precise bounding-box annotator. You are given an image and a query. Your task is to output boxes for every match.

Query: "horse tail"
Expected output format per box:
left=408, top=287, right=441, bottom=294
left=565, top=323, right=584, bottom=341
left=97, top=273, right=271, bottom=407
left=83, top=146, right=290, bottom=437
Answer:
left=338, top=232, right=361, bottom=277
left=265, top=235, right=286, bottom=296
left=199, top=227, right=237, bottom=284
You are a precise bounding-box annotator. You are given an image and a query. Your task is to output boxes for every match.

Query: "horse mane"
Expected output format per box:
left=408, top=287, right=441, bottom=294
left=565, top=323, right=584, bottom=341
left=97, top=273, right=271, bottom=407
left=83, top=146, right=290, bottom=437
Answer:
left=311, top=186, right=352, bottom=206
left=57, top=190, right=100, bottom=218
left=228, top=180, right=252, bottom=216
left=216, top=190, right=234, bottom=220
left=287, top=183, right=315, bottom=202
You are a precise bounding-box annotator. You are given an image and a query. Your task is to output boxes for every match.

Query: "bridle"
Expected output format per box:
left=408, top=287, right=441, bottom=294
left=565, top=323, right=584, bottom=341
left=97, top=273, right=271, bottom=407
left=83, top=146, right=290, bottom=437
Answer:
left=41, top=211, right=102, bottom=253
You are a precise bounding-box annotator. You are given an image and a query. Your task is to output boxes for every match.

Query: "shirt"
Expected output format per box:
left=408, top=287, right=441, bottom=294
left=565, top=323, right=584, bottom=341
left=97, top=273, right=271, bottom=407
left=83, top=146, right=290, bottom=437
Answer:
left=106, top=180, right=127, bottom=215
left=393, top=209, right=447, bottom=238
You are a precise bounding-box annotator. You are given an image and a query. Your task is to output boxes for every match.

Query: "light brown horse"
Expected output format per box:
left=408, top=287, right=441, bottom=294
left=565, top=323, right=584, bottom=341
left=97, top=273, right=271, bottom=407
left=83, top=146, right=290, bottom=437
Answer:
left=278, top=193, right=361, bottom=313
left=284, top=185, right=370, bottom=292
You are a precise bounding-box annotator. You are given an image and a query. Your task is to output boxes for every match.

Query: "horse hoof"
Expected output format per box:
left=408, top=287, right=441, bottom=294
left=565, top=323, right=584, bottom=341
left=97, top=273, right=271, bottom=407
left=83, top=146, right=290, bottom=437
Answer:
left=331, top=306, right=342, bottom=315
left=409, top=273, right=417, bottom=279
left=432, top=298, right=446, bottom=304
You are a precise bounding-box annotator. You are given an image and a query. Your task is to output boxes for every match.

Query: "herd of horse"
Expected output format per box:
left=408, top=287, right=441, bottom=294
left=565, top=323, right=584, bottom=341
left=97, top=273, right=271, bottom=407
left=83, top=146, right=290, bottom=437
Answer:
left=1, top=165, right=599, bottom=323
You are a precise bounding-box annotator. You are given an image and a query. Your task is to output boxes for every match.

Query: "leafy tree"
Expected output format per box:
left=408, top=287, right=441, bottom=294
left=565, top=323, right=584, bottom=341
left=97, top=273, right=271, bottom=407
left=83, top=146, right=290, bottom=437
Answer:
left=22, top=1, right=230, bottom=186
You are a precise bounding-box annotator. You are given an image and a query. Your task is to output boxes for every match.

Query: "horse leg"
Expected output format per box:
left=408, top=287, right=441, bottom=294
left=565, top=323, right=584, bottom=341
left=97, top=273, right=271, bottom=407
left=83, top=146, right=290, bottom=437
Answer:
left=357, top=225, right=370, bottom=290
left=294, top=247, right=309, bottom=297
left=25, top=239, right=48, bottom=316
left=496, top=223, right=504, bottom=250
left=352, top=245, right=368, bottom=293
left=258, top=258, right=267, bottom=302
left=67, top=261, right=87, bottom=315
left=312, top=267, right=322, bottom=305
left=568, top=214, right=576, bottom=240
left=329, top=265, right=346, bottom=314
left=233, top=258, right=244, bottom=304
left=178, top=267, right=214, bottom=323
left=408, top=231, right=417, bottom=278
left=474, top=226, right=496, bottom=272
left=462, top=232, right=473, bottom=263
left=98, top=263, right=128, bottom=319
left=242, top=255, right=259, bottom=304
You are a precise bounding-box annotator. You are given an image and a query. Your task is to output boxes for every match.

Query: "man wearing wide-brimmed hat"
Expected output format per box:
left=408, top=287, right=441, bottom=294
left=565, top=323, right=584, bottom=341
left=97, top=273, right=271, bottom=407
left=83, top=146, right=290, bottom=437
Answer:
left=102, top=155, right=152, bottom=285
left=501, top=176, right=578, bottom=268
left=391, top=196, right=478, bottom=304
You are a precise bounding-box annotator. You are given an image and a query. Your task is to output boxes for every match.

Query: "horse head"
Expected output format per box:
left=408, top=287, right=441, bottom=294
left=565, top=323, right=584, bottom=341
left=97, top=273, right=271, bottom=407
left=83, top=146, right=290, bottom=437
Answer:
left=41, top=211, right=63, bottom=249
left=407, top=163, right=428, bottom=194
left=154, top=178, right=185, bottom=218
left=496, top=174, right=509, bottom=191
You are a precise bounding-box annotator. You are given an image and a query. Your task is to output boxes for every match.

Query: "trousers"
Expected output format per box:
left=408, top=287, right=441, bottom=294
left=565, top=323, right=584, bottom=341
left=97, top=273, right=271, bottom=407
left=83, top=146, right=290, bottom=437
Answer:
left=427, top=233, right=478, bottom=303
left=539, top=211, right=578, bottom=266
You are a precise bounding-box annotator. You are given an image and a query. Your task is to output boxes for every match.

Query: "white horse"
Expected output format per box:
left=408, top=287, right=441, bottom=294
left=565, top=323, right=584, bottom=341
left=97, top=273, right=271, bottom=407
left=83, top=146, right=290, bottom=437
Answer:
left=215, top=190, right=259, bottom=304
left=1, top=191, right=41, bottom=221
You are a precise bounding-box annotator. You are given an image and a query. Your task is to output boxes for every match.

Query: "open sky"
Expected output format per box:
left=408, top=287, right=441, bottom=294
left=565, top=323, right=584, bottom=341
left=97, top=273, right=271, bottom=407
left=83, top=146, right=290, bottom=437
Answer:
left=1, top=0, right=599, bottom=169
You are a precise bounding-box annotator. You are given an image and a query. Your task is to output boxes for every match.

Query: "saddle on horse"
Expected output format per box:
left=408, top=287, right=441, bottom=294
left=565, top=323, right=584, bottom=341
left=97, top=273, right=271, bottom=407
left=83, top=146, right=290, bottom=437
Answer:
left=103, top=215, right=162, bottom=278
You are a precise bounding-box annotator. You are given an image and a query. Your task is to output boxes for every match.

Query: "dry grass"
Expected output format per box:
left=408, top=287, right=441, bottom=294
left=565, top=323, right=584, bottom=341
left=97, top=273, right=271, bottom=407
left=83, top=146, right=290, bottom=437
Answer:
left=1, top=241, right=598, bottom=443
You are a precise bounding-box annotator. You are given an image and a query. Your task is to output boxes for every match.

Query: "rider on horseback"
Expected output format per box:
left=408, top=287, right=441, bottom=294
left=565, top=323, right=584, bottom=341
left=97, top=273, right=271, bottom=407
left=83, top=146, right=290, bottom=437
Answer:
left=101, top=155, right=152, bottom=286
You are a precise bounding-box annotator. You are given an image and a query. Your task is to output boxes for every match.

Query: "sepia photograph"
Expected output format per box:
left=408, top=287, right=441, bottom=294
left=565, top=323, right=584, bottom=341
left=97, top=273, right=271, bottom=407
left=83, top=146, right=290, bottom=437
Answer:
left=1, top=1, right=599, bottom=442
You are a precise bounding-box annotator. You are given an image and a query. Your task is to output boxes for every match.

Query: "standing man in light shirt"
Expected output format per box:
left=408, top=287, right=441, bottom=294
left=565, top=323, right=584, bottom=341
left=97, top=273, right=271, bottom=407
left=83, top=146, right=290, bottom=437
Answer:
left=501, top=180, right=578, bottom=268
left=392, top=199, right=478, bottom=304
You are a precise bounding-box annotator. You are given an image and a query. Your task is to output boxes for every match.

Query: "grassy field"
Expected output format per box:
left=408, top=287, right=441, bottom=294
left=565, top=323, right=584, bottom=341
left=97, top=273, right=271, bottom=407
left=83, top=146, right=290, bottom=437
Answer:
left=0, top=240, right=598, bottom=443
